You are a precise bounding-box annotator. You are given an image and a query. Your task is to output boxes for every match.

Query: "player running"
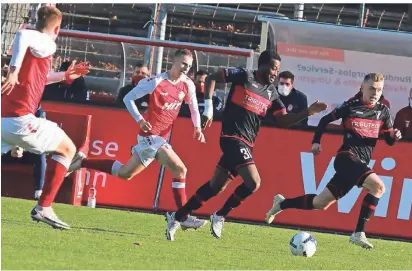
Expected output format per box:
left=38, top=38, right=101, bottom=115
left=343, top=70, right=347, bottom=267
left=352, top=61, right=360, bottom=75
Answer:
left=68, top=49, right=207, bottom=230
left=165, top=50, right=328, bottom=241
left=265, top=73, right=402, bottom=249
left=1, top=6, right=90, bottom=230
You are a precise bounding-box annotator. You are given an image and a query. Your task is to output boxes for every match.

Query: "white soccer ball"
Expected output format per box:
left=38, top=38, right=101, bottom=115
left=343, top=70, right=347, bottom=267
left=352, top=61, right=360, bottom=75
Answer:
left=289, top=231, right=317, bottom=257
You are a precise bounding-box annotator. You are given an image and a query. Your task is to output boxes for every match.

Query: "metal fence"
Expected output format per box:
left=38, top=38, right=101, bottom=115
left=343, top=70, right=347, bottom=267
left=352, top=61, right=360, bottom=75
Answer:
left=1, top=3, right=34, bottom=55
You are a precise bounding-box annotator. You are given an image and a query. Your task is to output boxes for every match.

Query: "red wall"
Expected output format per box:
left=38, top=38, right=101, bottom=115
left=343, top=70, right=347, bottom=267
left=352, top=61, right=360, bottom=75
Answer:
left=42, top=102, right=412, bottom=239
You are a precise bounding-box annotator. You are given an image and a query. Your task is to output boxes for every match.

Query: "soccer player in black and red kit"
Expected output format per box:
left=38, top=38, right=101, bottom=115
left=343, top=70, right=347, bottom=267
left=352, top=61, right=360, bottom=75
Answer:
left=265, top=73, right=402, bottom=249
left=165, top=50, right=328, bottom=241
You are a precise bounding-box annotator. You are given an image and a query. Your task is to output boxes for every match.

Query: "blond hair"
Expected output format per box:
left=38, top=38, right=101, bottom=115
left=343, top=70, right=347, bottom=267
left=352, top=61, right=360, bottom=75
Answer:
left=363, top=73, right=385, bottom=83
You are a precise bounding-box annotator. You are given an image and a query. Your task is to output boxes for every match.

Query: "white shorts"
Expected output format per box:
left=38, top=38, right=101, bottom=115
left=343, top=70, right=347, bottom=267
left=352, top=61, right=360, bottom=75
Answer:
left=132, top=135, right=171, bottom=167
left=1, top=114, right=66, bottom=155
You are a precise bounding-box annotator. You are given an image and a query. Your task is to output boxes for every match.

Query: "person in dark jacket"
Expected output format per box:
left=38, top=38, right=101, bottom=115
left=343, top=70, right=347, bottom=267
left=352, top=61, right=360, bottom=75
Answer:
left=266, top=71, right=308, bottom=127
left=116, top=63, right=149, bottom=110
left=43, top=60, right=90, bottom=102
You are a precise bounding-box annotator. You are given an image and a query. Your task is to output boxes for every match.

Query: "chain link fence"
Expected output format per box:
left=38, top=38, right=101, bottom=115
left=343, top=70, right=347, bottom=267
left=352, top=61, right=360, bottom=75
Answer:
left=1, top=3, right=35, bottom=55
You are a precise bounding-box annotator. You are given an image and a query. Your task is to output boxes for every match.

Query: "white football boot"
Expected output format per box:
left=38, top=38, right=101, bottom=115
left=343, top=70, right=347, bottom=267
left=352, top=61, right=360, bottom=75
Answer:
left=31, top=205, right=71, bottom=230
left=349, top=232, right=374, bottom=249
left=180, top=215, right=207, bottom=230
left=265, top=194, right=285, bottom=224
left=165, top=212, right=181, bottom=241
left=210, top=212, right=225, bottom=239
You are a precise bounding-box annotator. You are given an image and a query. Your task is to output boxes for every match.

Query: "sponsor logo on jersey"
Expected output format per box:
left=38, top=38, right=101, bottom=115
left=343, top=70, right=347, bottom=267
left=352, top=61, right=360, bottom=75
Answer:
left=267, top=89, right=272, bottom=99
left=376, top=111, right=381, bottom=119
left=231, top=86, right=271, bottom=116
left=162, top=101, right=182, bottom=110
left=345, top=118, right=383, bottom=138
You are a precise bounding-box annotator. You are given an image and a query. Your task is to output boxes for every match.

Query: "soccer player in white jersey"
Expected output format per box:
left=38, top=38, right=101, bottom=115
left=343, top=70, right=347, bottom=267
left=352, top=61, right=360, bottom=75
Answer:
left=68, top=49, right=208, bottom=230
left=1, top=6, right=90, bottom=230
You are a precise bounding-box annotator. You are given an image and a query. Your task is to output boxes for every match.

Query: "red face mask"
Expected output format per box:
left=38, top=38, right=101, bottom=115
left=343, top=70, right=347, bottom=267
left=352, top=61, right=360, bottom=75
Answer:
left=132, top=75, right=146, bottom=85
left=195, top=82, right=205, bottom=93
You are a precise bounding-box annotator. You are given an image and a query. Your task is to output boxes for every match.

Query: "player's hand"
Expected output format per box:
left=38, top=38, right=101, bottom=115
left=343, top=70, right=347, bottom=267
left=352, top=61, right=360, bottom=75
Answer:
left=2, top=70, right=19, bottom=95
left=11, top=146, right=23, bottom=158
left=202, top=99, right=213, bottom=129
left=201, top=115, right=212, bottom=129
left=308, top=100, right=328, bottom=116
left=65, top=60, right=90, bottom=83
left=390, top=128, right=402, bottom=140
left=193, top=127, right=206, bottom=143
left=312, top=143, right=322, bottom=155
left=138, top=119, right=152, bottom=133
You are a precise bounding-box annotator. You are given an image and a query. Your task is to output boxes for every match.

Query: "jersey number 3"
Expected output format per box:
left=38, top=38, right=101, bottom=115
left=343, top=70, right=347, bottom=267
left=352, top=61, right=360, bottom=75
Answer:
left=240, top=148, right=252, bottom=160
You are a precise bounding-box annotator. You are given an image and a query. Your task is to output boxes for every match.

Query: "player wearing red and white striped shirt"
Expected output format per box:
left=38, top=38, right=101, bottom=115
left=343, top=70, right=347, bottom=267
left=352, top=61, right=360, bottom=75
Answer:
left=69, top=49, right=207, bottom=230
left=1, top=6, right=89, bottom=230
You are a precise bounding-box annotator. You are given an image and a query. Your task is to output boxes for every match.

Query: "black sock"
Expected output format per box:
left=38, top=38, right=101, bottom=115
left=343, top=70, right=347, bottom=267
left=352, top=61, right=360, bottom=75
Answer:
left=355, top=194, right=379, bottom=232
left=280, top=194, right=316, bottom=210
left=216, top=183, right=254, bottom=217
left=174, top=181, right=217, bottom=222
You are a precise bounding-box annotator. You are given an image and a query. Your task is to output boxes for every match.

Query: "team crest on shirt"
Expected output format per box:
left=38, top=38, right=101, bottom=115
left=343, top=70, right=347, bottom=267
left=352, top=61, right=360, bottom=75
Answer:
left=376, top=111, right=381, bottom=119
left=178, top=91, right=185, bottom=101
left=287, top=104, right=293, bottom=112
left=267, top=90, right=272, bottom=99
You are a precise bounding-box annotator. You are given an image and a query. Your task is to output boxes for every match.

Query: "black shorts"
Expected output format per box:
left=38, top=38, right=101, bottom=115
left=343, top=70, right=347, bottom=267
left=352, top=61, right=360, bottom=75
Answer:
left=217, top=137, right=255, bottom=178
left=327, top=151, right=374, bottom=199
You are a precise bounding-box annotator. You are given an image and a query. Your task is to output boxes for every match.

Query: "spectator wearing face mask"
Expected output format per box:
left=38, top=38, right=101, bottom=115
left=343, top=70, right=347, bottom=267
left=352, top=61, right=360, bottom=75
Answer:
left=267, top=71, right=308, bottom=127
left=194, top=70, right=223, bottom=115
left=194, top=70, right=208, bottom=100
left=394, top=88, right=412, bottom=139
left=116, top=63, right=149, bottom=110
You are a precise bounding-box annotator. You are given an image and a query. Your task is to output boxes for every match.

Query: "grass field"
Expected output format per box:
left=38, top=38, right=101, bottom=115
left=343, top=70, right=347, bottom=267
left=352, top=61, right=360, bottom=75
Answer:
left=2, top=197, right=411, bottom=270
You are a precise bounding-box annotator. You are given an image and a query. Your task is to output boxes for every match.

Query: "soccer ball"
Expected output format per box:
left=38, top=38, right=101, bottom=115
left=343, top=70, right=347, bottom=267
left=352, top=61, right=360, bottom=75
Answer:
left=289, top=231, right=317, bottom=257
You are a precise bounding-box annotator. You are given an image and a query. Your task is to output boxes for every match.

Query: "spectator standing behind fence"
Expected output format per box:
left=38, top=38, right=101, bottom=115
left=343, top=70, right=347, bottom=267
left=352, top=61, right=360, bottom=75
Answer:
left=43, top=60, right=90, bottom=102
left=1, top=105, right=47, bottom=200
left=266, top=71, right=308, bottom=127
left=394, top=88, right=412, bottom=139
left=116, top=63, right=149, bottom=111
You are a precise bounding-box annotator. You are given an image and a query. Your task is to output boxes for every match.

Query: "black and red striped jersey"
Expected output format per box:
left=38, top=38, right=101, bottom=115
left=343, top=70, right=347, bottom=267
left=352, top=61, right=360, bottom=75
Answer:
left=219, top=67, right=286, bottom=146
left=314, top=97, right=394, bottom=163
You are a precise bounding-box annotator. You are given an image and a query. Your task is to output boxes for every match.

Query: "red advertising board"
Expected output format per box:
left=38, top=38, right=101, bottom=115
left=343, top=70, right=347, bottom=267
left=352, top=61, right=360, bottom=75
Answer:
left=42, top=102, right=412, bottom=239
left=42, top=102, right=159, bottom=210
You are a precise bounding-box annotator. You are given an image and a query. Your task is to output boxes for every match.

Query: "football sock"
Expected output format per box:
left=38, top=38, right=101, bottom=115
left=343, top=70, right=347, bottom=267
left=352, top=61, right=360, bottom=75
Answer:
left=280, top=194, right=316, bottom=210
left=355, top=194, right=379, bottom=232
left=216, top=183, right=253, bottom=217
left=174, top=181, right=218, bottom=222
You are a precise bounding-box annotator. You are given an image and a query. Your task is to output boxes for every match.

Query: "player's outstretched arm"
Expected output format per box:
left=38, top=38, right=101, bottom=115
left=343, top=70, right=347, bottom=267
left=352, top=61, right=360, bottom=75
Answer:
left=311, top=112, right=335, bottom=147
left=47, top=61, right=90, bottom=85
left=275, top=101, right=328, bottom=128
